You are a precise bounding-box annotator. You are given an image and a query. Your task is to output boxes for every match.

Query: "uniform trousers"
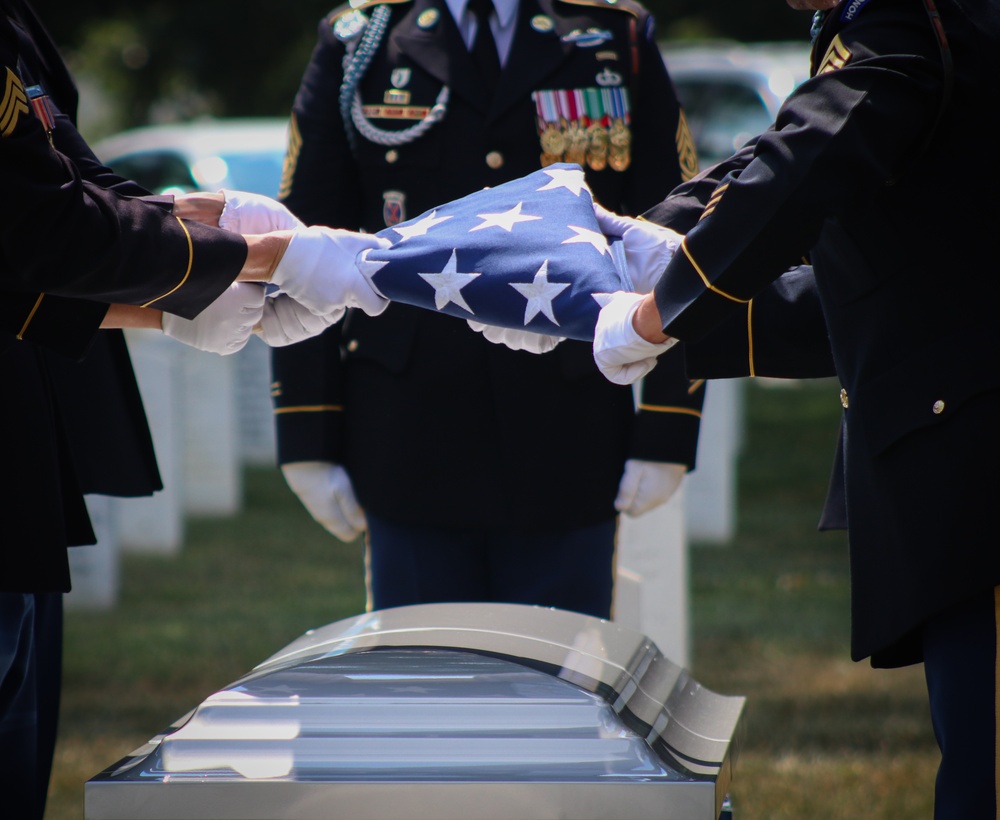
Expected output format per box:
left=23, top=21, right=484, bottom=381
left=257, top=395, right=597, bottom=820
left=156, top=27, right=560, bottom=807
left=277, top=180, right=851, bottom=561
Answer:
left=0, top=592, right=62, bottom=820
left=921, top=584, right=999, bottom=819
left=365, top=515, right=619, bottom=619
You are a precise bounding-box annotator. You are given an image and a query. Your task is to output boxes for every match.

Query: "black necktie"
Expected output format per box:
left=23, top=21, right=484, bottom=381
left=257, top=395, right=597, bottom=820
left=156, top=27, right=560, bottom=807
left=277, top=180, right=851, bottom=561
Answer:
left=467, top=0, right=500, bottom=94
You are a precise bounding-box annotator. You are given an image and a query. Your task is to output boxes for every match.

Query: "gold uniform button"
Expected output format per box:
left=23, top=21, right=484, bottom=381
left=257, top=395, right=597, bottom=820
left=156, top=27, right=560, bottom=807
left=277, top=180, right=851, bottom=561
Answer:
left=839, top=388, right=849, bottom=409
left=385, top=149, right=399, bottom=164
left=932, top=399, right=945, bottom=415
left=346, top=339, right=360, bottom=353
left=486, top=151, right=504, bottom=169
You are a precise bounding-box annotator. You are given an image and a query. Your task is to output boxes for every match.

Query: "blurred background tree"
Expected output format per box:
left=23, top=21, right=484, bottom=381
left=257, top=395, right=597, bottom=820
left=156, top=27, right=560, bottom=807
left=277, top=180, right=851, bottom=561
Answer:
left=38, top=0, right=816, bottom=138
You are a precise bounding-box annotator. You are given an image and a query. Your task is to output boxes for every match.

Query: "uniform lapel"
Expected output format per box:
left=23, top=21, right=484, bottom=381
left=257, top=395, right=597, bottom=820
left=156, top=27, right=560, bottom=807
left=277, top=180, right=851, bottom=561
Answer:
left=490, top=0, right=573, bottom=121
left=392, top=0, right=492, bottom=115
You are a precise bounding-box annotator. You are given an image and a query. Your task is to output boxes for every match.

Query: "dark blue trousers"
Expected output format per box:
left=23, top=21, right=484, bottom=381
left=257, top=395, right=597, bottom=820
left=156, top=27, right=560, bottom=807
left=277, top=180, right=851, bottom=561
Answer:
left=365, top=515, right=619, bottom=619
left=0, top=592, right=62, bottom=820
left=922, top=585, right=998, bottom=820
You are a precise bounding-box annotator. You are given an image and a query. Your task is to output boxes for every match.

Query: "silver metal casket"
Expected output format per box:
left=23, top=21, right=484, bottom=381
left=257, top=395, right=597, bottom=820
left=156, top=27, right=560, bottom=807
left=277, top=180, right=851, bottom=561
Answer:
left=86, top=603, right=744, bottom=820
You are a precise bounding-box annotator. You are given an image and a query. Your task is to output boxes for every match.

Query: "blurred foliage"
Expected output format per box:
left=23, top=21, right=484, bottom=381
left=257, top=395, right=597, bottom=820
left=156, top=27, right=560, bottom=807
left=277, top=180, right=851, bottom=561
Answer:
left=36, top=0, right=816, bottom=136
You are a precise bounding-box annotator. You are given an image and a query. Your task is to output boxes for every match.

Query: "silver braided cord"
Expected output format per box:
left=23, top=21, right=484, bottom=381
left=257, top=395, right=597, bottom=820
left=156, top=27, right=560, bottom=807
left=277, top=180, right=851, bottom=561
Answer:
left=339, top=4, right=450, bottom=151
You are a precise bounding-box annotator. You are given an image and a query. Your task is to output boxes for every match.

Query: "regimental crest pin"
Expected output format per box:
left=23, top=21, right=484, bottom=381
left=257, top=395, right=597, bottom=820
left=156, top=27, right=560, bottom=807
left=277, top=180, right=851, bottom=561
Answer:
left=391, top=68, right=411, bottom=89
left=383, top=190, right=406, bottom=227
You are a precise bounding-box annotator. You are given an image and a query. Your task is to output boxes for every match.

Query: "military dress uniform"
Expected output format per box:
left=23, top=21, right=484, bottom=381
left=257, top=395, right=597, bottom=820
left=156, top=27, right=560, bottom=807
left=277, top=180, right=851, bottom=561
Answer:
left=1, top=3, right=249, bottom=816
left=638, top=1, right=1000, bottom=815
left=272, top=0, right=704, bottom=617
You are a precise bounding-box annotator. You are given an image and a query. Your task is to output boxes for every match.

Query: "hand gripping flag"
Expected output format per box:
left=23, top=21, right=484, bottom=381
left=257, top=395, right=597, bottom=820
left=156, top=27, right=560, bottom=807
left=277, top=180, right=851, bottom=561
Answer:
left=360, top=164, right=631, bottom=341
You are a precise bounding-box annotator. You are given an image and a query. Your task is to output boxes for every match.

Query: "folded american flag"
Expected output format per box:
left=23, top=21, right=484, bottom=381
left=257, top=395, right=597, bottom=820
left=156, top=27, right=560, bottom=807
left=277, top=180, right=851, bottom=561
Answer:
left=361, top=164, right=630, bottom=341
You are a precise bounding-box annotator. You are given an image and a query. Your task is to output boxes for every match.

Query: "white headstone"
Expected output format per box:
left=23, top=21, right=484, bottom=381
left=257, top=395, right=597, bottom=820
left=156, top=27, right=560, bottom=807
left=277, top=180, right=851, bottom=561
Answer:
left=615, top=485, right=690, bottom=668
left=65, top=495, right=119, bottom=611
left=117, top=330, right=185, bottom=554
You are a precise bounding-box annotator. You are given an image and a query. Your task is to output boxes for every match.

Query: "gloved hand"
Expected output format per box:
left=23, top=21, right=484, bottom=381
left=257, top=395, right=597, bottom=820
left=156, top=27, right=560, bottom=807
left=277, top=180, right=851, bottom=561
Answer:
left=615, top=459, right=686, bottom=517
left=466, top=320, right=564, bottom=353
left=218, top=189, right=304, bottom=234
left=281, top=461, right=367, bottom=542
left=593, top=291, right=677, bottom=385
left=269, top=226, right=391, bottom=318
left=161, top=282, right=265, bottom=355
left=593, top=203, right=683, bottom=293
left=256, top=294, right=341, bottom=346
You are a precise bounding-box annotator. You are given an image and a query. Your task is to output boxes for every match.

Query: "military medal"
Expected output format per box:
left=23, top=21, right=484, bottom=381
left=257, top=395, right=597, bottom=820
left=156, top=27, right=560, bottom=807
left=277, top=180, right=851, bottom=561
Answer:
left=532, top=90, right=564, bottom=165
left=583, top=87, right=608, bottom=171
left=605, top=87, right=631, bottom=171
left=560, top=90, right=588, bottom=167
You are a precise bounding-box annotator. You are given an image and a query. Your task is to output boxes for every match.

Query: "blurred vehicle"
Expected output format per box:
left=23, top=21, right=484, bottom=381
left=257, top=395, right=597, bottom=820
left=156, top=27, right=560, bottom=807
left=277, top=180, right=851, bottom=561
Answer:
left=93, top=117, right=289, bottom=196
left=661, top=41, right=812, bottom=168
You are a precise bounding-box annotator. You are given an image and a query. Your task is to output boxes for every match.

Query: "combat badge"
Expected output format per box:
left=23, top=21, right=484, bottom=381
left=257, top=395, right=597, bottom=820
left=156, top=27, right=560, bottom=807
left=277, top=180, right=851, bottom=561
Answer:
left=1, top=67, right=29, bottom=138
left=561, top=28, right=613, bottom=48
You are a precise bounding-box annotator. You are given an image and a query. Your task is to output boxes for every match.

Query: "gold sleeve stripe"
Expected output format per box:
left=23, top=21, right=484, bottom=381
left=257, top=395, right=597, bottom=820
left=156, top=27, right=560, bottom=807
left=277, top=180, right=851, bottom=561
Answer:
left=699, top=204, right=717, bottom=221
left=273, top=404, right=344, bottom=415
left=746, top=300, right=755, bottom=377
left=278, top=114, right=302, bottom=201
left=141, top=215, right=194, bottom=309
left=687, top=378, right=705, bottom=395
left=16, top=293, right=45, bottom=340
left=681, top=240, right=749, bottom=304
left=636, top=403, right=703, bottom=419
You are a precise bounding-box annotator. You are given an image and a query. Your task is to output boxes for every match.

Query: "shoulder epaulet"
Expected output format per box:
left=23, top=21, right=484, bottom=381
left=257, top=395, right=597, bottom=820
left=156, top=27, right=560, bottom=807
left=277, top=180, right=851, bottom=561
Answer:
left=555, top=0, right=645, bottom=18
left=327, top=0, right=412, bottom=25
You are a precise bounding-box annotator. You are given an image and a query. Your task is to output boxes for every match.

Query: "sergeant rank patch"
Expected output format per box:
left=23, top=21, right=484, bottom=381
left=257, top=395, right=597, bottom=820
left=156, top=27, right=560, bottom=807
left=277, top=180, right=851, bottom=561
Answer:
left=1, top=67, right=29, bottom=138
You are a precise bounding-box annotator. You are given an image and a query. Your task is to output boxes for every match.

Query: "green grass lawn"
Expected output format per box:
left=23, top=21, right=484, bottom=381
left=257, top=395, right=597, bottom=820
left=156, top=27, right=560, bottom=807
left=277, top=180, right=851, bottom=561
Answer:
left=46, top=377, right=939, bottom=819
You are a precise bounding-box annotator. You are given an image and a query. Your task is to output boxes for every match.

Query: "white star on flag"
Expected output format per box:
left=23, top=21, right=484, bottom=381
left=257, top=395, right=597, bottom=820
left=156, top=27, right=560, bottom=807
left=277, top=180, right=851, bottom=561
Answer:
left=537, top=166, right=589, bottom=197
left=393, top=210, right=452, bottom=241
left=563, top=225, right=611, bottom=255
left=509, top=260, right=570, bottom=325
left=469, top=202, right=542, bottom=233
left=418, top=249, right=480, bottom=313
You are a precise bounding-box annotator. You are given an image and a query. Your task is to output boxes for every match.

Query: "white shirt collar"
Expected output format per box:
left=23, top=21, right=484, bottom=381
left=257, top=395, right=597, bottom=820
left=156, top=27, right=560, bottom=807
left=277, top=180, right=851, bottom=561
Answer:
left=445, top=0, right=519, bottom=32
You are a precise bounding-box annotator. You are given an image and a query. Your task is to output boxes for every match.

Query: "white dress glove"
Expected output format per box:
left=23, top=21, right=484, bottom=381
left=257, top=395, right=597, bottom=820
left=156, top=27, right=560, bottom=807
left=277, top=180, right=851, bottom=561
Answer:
left=256, top=294, right=341, bottom=346
left=615, top=459, right=686, bottom=517
left=218, top=189, right=304, bottom=234
left=161, top=282, right=265, bottom=355
left=281, top=461, right=367, bottom=542
left=593, top=291, right=677, bottom=385
left=466, top=320, right=565, bottom=353
left=270, top=226, right=391, bottom=318
left=593, top=203, right=683, bottom=293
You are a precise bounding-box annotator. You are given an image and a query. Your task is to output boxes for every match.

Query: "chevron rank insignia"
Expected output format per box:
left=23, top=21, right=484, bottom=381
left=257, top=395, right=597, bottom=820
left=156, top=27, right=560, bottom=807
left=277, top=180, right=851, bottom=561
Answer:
left=1, top=67, right=29, bottom=137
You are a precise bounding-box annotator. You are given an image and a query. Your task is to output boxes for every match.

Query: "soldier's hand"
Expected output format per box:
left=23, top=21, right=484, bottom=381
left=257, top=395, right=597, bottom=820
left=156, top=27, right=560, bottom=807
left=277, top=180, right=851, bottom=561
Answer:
left=219, top=189, right=304, bottom=234
left=256, top=294, right=341, bottom=346
left=615, top=460, right=686, bottom=517
left=466, top=320, right=564, bottom=353
left=281, top=461, right=367, bottom=542
left=593, top=291, right=676, bottom=384
left=161, top=282, right=265, bottom=355
left=268, top=226, right=391, bottom=317
left=593, top=203, right=683, bottom=293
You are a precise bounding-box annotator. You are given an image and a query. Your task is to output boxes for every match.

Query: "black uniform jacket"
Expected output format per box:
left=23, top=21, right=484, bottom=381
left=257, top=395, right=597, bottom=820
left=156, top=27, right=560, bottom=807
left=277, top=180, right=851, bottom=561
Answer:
left=1, top=1, right=247, bottom=591
left=272, top=0, right=705, bottom=533
left=644, top=0, right=1000, bottom=667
